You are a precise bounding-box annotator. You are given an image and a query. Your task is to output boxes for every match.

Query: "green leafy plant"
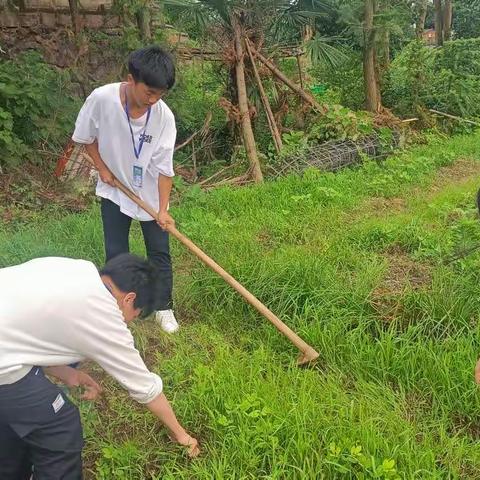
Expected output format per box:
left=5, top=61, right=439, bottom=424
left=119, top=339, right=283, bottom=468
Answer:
left=0, top=51, right=79, bottom=168
left=326, top=443, right=401, bottom=479
left=384, top=38, right=480, bottom=130
left=95, top=442, right=145, bottom=479
left=308, top=105, right=375, bottom=142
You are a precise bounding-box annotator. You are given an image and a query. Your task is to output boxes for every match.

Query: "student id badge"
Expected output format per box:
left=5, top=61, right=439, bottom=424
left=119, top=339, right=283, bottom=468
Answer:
left=133, top=165, right=143, bottom=188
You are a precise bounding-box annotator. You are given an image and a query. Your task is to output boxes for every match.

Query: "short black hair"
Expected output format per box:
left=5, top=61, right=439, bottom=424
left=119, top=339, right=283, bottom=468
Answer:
left=100, top=253, right=157, bottom=318
left=128, top=45, right=175, bottom=90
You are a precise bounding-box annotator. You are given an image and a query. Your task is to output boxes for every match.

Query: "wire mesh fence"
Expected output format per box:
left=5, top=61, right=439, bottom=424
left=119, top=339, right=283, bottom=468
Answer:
left=57, top=133, right=401, bottom=187
left=268, top=133, right=401, bottom=178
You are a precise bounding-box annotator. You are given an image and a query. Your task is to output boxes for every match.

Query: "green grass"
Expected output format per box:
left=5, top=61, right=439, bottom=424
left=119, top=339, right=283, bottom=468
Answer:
left=3, top=132, right=480, bottom=478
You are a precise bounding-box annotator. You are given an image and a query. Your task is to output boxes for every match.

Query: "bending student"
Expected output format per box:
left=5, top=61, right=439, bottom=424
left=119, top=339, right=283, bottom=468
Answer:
left=0, top=254, right=199, bottom=479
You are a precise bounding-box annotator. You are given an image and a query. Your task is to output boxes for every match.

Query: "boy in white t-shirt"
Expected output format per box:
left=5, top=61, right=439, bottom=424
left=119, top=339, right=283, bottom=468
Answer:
left=72, top=45, right=179, bottom=333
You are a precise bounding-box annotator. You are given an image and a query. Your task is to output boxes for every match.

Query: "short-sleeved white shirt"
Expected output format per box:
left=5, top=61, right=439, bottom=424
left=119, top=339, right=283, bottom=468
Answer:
left=72, top=82, right=176, bottom=221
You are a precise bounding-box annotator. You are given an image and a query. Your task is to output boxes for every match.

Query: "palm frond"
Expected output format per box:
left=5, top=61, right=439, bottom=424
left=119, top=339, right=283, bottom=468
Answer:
left=161, top=0, right=230, bottom=29
left=269, top=0, right=333, bottom=43
left=306, top=35, right=349, bottom=69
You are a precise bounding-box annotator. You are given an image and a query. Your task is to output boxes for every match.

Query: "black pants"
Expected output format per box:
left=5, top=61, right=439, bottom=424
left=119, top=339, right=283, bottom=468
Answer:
left=101, top=198, right=173, bottom=311
left=0, top=368, right=83, bottom=479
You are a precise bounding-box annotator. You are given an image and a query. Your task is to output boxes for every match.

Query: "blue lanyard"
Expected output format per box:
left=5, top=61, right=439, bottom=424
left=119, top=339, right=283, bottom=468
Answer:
left=125, top=96, right=151, bottom=160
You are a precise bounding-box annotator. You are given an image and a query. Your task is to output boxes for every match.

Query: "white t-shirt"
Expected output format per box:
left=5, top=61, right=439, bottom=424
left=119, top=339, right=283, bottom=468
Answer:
left=72, top=82, right=176, bottom=221
left=0, top=257, right=163, bottom=404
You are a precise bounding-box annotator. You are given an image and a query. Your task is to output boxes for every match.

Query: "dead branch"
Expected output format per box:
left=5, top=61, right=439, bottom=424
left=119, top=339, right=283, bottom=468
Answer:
left=174, top=111, right=212, bottom=152
left=197, top=161, right=242, bottom=186
left=429, top=109, right=480, bottom=126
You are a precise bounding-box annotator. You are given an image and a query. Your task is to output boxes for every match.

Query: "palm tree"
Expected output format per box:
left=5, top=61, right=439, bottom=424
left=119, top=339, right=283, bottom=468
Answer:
left=162, top=0, right=341, bottom=182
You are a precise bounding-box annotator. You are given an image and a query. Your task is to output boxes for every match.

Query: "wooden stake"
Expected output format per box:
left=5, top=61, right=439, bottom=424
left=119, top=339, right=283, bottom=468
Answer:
left=429, top=109, right=480, bottom=126
left=231, top=14, right=264, bottom=183
left=252, top=46, right=325, bottom=113
left=296, top=54, right=304, bottom=90
left=245, top=39, right=283, bottom=154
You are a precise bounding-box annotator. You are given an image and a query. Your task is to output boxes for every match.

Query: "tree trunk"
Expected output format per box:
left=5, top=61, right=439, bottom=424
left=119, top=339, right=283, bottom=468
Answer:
left=68, top=0, right=79, bottom=34
left=434, top=0, right=444, bottom=46
left=253, top=47, right=325, bottom=113
left=298, top=23, right=313, bottom=83
left=232, top=14, right=263, bottom=183
left=363, top=0, right=381, bottom=113
left=415, top=0, right=428, bottom=39
left=443, top=0, right=453, bottom=41
left=245, top=39, right=283, bottom=154
left=377, top=28, right=390, bottom=85
left=136, top=2, right=151, bottom=42
left=296, top=55, right=304, bottom=89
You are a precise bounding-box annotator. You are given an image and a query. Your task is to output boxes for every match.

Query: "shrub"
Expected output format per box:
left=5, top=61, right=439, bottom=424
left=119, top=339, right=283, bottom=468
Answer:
left=310, top=52, right=365, bottom=111
left=0, top=51, right=80, bottom=169
left=384, top=38, right=480, bottom=124
left=167, top=62, right=225, bottom=141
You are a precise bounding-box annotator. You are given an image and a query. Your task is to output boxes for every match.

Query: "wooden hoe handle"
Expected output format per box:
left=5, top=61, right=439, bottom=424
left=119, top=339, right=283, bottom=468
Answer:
left=110, top=174, right=319, bottom=365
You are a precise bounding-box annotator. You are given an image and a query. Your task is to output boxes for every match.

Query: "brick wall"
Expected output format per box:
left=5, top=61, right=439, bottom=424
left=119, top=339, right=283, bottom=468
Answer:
left=0, top=0, right=114, bottom=28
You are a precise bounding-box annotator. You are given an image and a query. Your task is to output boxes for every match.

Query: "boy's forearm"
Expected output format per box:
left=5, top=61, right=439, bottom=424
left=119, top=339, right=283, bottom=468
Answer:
left=146, top=393, right=188, bottom=441
left=158, top=175, right=173, bottom=212
left=85, top=141, right=109, bottom=173
left=44, top=366, right=76, bottom=384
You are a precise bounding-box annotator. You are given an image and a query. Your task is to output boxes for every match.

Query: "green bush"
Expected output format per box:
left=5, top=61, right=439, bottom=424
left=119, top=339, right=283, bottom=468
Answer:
left=0, top=51, right=80, bottom=169
left=167, top=62, right=225, bottom=140
left=310, top=52, right=365, bottom=111
left=383, top=40, right=435, bottom=116
left=308, top=105, right=374, bottom=142
left=166, top=61, right=228, bottom=166
left=384, top=38, right=480, bottom=123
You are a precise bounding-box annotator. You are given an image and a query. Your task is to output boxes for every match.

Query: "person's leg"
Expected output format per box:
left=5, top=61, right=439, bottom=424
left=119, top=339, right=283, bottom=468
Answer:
left=29, top=444, right=82, bottom=480
left=0, top=368, right=83, bottom=480
left=140, top=221, right=179, bottom=332
left=0, top=422, right=31, bottom=480
left=100, top=197, right=132, bottom=261
left=15, top=372, right=84, bottom=480
left=140, top=220, right=173, bottom=311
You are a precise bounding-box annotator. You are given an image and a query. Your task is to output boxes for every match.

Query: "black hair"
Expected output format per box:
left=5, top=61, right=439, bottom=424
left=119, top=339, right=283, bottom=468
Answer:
left=100, top=253, right=157, bottom=318
left=128, top=45, right=175, bottom=90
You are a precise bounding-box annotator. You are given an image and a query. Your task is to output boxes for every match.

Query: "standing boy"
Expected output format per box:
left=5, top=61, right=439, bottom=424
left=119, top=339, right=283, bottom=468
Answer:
left=73, top=45, right=179, bottom=333
left=0, top=254, right=199, bottom=479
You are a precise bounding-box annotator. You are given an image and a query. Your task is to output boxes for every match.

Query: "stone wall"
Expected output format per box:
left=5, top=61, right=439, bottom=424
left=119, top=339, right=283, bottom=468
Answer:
left=0, top=1, right=115, bottom=29
left=23, top=0, right=112, bottom=9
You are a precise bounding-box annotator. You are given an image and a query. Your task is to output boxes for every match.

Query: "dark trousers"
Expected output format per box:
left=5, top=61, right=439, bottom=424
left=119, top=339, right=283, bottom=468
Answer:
left=101, top=197, right=173, bottom=311
left=0, top=368, right=83, bottom=479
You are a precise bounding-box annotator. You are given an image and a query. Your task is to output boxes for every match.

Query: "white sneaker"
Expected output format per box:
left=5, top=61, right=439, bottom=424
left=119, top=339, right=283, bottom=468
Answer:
left=155, top=309, right=179, bottom=333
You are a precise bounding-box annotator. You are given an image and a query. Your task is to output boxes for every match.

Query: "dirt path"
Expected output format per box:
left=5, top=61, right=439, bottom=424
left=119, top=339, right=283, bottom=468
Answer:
left=356, top=157, right=480, bottom=220
left=354, top=157, right=480, bottom=321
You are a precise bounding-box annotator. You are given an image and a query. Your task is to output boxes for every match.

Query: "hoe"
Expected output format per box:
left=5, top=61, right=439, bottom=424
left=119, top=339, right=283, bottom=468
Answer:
left=87, top=158, right=319, bottom=365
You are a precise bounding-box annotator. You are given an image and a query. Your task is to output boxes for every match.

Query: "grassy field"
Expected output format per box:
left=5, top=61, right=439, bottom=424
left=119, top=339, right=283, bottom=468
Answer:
left=3, top=132, right=480, bottom=478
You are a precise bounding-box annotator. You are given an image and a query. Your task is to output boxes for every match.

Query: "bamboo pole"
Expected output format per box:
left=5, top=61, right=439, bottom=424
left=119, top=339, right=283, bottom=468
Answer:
left=429, top=109, right=480, bottom=126
left=296, top=54, right=304, bottom=90
left=231, top=13, right=264, bottom=183
left=252, top=45, right=325, bottom=113
left=245, top=39, right=283, bottom=154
